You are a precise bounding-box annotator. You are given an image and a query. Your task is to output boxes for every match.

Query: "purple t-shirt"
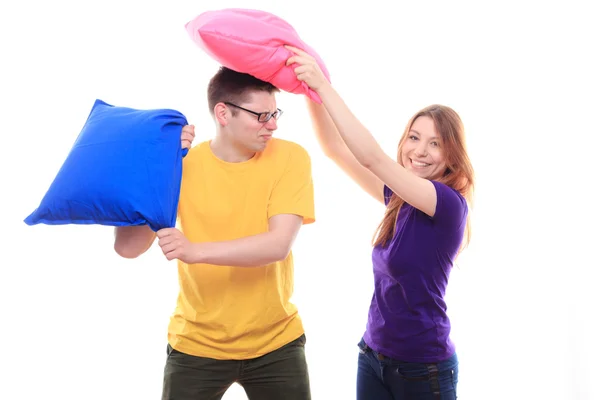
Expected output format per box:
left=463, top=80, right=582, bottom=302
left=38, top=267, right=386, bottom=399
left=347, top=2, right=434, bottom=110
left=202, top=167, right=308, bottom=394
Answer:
left=363, top=181, right=468, bottom=363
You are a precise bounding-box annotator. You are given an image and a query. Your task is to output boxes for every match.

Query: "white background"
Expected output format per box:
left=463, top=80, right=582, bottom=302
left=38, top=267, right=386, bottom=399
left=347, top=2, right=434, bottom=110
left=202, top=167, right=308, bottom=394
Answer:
left=1, top=1, right=598, bottom=399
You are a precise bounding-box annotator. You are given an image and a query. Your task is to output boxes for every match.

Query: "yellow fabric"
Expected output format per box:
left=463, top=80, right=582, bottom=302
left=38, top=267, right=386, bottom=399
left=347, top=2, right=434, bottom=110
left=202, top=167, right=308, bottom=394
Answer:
left=167, top=139, right=315, bottom=360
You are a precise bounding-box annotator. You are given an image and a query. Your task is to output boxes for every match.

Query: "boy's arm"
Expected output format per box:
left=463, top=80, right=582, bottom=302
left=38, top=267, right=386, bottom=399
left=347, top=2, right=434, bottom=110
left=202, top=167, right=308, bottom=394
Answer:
left=158, top=144, right=315, bottom=267
left=157, top=214, right=302, bottom=267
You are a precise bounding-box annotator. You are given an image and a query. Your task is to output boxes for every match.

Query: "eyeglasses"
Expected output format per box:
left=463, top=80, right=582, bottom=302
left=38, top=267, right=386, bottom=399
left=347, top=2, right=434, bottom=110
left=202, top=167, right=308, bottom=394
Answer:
left=224, top=102, right=283, bottom=123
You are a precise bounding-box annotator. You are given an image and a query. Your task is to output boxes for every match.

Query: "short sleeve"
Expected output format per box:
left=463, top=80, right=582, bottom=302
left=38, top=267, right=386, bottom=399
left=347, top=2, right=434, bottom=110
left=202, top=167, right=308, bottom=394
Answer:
left=431, top=180, right=468, bottom=232
left=383, top=185, right=393, bottom=206
left=267, top=145, right=315, bottom=224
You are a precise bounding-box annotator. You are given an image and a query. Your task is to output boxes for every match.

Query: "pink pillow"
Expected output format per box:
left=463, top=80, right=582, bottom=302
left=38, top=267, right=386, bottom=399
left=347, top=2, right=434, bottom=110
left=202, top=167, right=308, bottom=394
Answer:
left=185, top=8, right=331, bottom=103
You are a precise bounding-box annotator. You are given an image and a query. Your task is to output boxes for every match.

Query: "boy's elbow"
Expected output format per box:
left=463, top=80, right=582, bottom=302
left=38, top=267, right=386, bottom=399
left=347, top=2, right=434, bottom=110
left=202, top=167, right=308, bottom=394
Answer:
left=113, top=226, right=155, bottom=259
left=114, top=241, right=148, bottom=259
left=274, top=248, right=291, bottom=263
left=273, top=240, right=294, bottom=262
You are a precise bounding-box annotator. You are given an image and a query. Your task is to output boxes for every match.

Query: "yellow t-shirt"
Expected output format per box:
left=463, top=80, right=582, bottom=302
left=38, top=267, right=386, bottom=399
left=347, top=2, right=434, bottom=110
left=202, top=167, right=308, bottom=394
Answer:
left=167, top=138, right=315, bottom=360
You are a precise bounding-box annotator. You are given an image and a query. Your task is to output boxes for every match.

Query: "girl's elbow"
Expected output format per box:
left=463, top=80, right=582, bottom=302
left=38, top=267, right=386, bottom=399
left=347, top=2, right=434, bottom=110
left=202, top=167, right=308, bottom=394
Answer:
left=357, top=152, right=381, bottom=170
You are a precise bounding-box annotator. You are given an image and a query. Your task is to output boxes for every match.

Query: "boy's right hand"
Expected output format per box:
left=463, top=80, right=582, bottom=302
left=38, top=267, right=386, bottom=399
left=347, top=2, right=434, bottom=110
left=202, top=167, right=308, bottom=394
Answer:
left=181, top=125, right=195, bottom=150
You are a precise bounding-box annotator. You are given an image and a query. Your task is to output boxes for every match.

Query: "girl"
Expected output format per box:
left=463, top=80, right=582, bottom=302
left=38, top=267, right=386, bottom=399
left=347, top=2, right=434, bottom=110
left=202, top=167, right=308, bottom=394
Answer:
left=286, top=46, right=475, bottom=400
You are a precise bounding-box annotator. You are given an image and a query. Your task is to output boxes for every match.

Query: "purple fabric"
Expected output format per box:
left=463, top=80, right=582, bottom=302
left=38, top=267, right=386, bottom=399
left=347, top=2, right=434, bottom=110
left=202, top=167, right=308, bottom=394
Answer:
left=363, top=181, right=468, bottom=363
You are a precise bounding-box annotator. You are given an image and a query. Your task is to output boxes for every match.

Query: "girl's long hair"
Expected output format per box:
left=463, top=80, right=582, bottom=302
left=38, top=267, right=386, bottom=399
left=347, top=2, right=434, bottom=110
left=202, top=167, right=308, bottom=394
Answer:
left=372, top=105, right=475, bottom=252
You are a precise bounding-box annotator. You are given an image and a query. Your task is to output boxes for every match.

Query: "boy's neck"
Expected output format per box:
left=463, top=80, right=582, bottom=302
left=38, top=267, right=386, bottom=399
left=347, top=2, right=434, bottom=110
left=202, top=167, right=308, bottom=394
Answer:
left=210, top=135, right=255, bottom=163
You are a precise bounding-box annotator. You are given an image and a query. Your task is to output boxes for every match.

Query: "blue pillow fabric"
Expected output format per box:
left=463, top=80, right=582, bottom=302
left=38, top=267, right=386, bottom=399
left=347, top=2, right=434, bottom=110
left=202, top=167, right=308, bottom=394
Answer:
left=24, top=99, right=188, bottom=232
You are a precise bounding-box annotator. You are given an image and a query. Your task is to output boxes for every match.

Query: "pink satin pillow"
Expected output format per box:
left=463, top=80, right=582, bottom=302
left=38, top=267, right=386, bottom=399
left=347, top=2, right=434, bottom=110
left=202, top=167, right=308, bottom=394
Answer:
left=185, top=8, right=331, bottom=103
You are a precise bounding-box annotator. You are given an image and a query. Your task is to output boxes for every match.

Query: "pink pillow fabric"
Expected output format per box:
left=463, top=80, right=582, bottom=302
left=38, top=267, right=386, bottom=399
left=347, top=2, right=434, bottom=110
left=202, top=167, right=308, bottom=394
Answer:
left=185, top=8, right=331, bottom=103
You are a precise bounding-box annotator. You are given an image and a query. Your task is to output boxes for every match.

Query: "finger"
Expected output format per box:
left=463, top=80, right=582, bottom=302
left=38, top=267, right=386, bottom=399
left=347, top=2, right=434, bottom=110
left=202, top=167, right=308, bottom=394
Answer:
left=285, top=55, right=298, bottom=66
left=159, top=236, right=181, bottom=252
left=286, top=55, right=313, bottom=67
left=296, top=72, right=316, bottom=83
left=182, top=133, right=193, bottom=149
left=158, top=232, right=177, bottom=245
left=295, top=72, right=308, bottom=82
left=165, top=250, right=179, bottom=261
left=293, top=65, right=313, bottom=76
left=284, top=45, right=310, bottom=58
left=286, top=55, right=309, bottom=66
left=161, top=242, right=178, bottom=255
left=158, top=237, right=172, bottom=249
left=157, top=228, right=174, bottom=238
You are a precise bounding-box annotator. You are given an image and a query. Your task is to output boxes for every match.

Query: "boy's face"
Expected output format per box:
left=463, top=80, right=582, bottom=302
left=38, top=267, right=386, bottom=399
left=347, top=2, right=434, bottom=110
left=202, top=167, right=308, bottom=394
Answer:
left=225, top=91, right=280, bottom=153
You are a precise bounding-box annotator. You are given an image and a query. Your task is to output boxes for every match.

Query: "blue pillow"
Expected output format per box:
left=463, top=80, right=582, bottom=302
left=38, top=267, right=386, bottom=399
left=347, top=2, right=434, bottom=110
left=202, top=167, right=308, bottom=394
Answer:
left=24, top=99, right=189, bottom=232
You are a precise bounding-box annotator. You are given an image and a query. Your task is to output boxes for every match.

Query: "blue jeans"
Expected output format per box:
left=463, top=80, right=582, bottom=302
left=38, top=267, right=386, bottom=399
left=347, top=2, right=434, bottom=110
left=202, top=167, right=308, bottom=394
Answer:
left=357, top=338, right=458, bottom=400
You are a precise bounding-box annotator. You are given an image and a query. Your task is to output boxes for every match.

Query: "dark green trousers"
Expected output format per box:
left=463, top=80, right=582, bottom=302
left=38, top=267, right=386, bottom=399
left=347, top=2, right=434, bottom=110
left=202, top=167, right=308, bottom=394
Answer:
left=162, top=334, right=311, bottom=400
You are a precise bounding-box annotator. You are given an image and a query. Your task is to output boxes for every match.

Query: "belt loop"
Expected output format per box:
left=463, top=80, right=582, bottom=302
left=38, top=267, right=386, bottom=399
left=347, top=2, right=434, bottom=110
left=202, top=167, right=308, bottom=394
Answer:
left=359, top=340, right=371, bottom=354
left=427, top=364, right=441, bottom=400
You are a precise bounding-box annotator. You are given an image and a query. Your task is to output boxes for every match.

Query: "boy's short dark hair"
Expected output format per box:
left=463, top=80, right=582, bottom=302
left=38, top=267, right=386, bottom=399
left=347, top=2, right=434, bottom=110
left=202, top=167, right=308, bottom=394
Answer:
left=207, top=67, right=279, bottom=115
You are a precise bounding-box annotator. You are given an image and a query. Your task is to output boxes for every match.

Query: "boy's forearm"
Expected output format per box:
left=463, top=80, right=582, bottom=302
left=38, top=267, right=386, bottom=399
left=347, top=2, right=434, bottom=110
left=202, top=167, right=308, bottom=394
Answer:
left=191, top=231, right=291, bottom=267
